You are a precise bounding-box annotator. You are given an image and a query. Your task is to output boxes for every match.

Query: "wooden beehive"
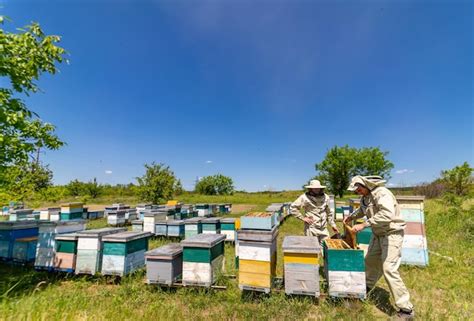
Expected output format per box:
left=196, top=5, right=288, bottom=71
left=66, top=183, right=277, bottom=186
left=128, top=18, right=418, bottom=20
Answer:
left=145, top=243, right=183, bottom=285
left=323, top=239, right=366, bottom=299
left=131, top=220, right=143, bottom=232
left=220, top=218, right=236, bottom=241
left=240, top=212, right=277, bottom=230
left=184, top=217, right=203, bottom=239
left=143, top=211, right=167, bottom=234
left=201, top=217, right=221, bottom=235
left=12, top=236, right=38, bottom=263
left=167, top=220, right=185, bottom=238
left=195, top=204, right=211, bottom=217
left=397, top=196, right=428, bottom=266
left=75, top=227, right=127, bottom=275
left=282, top=236, right=321, bottom=297
left=155, top=220, right=168, bottom=236
left=8, top=209, right=33, bottom=222
left=181, top=234, right=226, bottom=287
left=39, top=207, right=60, bottom=221
left=107, top=209, right=127, bottom=227
left=60, top=202, right=84, bottom=221
left=35, top=220, right=86, bottom=270
left=101, top=231, right=152, bottom=276
left=54, top=232, right=79, bottom=272
left=125, top=209, right=138, bottom=223
left=0, top=221, right=38, bottom=261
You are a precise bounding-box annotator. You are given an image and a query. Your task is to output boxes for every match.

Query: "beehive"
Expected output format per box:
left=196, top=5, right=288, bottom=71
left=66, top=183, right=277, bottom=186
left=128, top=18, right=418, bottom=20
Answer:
left=0, top=221, right=39, bottom=261
left=39, top=207, right=60, bottom=221
left=154, top=220, right=168, bottom=236
left=356, top=227, right=372, bottom=255
left=143, top=211, right=167, bottom=234
left=132, top=220, right=143, bottom=232
left=323, top=239, right=366, bottom=299
left=167, top=220, right=185, bottom=238
left=101, top=231, right=152, bottom=276
left=237, top=226, right=278, bottom=293
left=145, top=243, right=183, bottom=285
left=220, top=218, right=236, bottom=241
left=136, top=204, right=153, bottom=220
left=125, top=209, right=138, bottom=223
left=9, top=209, right=33, bottom=222
left=82, top=207, right=88, bottom=219
left=225, top=203, right=232, bottom=213
left=201, top=217, right=220, bottom=235
left=195, top=204, right=211, bottom=217
left=12, top=236, right=38, bottom=263
left=240, top=212, right=277, bottom=230
left=184, top=217, right=203, bottom=239
left=75, top=227, right=127, bottom=275
left=397, top=196, right=428, bottom=266
left=107, top=209, right=127, bottom=226
left=54, top=233, right=79, bottom=272
left=60, top=203, right=84, bottom=221
left=181, top=234, right=226, bottom=287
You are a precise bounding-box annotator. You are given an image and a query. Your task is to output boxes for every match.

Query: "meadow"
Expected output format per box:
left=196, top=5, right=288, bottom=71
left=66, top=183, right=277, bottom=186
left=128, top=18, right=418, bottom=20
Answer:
left=0, top=195, right=472, bottom=320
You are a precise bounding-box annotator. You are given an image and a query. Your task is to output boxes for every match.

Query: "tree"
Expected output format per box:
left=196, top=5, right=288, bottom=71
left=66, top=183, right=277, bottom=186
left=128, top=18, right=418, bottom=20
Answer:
left=136, top=162, right=180, bottom=204
left=1, top=162, right=53, bottom=200
left=441, top=162, right=473, bottom=196
left=84, top=178, right=102, bottom=199
left=66, top=179, right=85, bottom=197
left=314, top=145, right=394, bottom=197
left=195, top=174, right=234, bottom=195
left=0, top=17, right=66, bottom=173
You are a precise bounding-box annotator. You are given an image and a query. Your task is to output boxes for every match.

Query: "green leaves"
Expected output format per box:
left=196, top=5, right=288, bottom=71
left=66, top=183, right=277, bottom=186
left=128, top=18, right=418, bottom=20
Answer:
left=136, top=162, right=181, bottom=204
left=195, top=174, right=234, bottom=196
left=441, top=162, right=473, bottom=196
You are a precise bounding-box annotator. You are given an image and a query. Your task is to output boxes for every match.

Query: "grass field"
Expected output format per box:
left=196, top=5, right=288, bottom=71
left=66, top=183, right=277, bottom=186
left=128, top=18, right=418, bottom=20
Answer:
left=0, top=197, right=473, bottom=320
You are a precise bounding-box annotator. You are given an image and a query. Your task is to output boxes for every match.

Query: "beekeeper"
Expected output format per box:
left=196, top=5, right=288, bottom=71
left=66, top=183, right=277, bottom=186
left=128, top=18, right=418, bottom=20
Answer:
left=344, top=175, right=414, bottom=319
left=290, top=179, right=339, bottom=245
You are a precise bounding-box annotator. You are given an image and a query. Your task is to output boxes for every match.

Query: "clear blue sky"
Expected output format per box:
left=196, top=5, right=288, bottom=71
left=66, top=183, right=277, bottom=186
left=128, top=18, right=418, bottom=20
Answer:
left=2, top=0, right=472, bottom=191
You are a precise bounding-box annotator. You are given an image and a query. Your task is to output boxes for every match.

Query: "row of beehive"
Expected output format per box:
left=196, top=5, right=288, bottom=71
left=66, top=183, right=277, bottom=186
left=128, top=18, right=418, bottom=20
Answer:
left=8, top=204, right=104, bottom=222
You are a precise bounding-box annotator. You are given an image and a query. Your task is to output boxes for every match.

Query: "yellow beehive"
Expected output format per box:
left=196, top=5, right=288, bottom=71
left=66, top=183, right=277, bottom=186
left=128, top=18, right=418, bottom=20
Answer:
left=166, top=200, right=178, bottom=206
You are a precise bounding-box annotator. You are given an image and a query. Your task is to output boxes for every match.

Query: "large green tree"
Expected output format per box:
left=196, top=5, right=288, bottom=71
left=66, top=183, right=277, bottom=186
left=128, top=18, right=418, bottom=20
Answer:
left=0, top=17, right=66, bottom=180
left=136, top=162, right=181, bottom=204
left=441, top=162, right=473, bottom=196
left=314, top=145, right=394, bottom=197
left=195, top=174, right=234, bottom=195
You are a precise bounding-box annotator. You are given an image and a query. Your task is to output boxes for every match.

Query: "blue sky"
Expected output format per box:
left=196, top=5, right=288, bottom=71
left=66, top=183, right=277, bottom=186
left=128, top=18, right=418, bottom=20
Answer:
left=2, top=0, right=472, bottom=191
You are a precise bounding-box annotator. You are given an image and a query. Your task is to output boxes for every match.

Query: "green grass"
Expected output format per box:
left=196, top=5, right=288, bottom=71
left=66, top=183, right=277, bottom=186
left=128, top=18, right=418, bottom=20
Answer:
left=0, top=198, right=473, bottom=320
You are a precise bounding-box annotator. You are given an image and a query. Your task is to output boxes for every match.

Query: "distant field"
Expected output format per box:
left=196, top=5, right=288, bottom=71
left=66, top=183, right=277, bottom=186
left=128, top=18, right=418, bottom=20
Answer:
left=0, top=198, right=473, bottom=320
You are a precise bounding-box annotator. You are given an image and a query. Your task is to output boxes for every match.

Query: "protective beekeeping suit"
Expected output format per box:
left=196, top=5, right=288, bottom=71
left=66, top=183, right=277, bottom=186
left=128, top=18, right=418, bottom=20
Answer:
left=345, top=175, right=414, bottom=319
left=290, top=180, right=339, bottom=246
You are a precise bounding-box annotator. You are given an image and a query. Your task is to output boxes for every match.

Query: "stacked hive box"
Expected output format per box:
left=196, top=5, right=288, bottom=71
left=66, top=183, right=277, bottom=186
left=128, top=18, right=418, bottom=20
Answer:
left=196, top=204, right=211, bottom=217
left=39, top=207, right=60, bottom=221
left=238, top=214, right=278, bottom=293
left=397, top=196, right=428, bottom=266
left=167, top=220, right=185, bottom=238
left=82, top=207, right=88, bottom=219
left=105, top=204, right=130, bottom=218
left=181, top=234, right=226, bottom=287
left=220, top=218, right=236, bottom=241
left=143, top=211, right=167, bottom=234
left=145, top=243, right=183, bottom=285
left=9, top=209, right=33, bottom=222
left=125, top=208, right=137, bottom=223
left=35, top=220, right=86, bottom=270
left=225, top=203, right=232, bottom=213
left=356, top=227, right=372, bottom=256
left=12, top=236, right=38, bottom=263
left=107, top=209, right=127, bottom=226
left=335, top=207, right=344, bottom=221
left=184, top=217, right=203, bottom=239
left=136, top=204, right=152, bottom=220
left=87, top=210, right=104, bottom=220
left=75, top=227, right=126, bottom=275
left=60, top=203, right=84, bottom=220
left=50, top=210, right=61, bottom=221
left=201, top=217, right=220, bottom=235
left=0, top=222, right=39, bottom=261
left=155, top=220, right=168, bottom=236
left=282, top=236, right=321, bottom=297
left=266, top=204, right=284, bottom=225
left=132, top=220, right=143, bottom=232
left=323, top=239, right=366, bottom=299
left=54, top=233, right=79, bottom=272
left=101, top=231, right=152, bottom=276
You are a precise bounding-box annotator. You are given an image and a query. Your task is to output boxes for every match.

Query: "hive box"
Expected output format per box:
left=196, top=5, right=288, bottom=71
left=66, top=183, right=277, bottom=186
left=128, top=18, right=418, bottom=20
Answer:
left=155, top=220, right=168, bottom=236
left=9, top=209, right=34, bottom=222
left=125, top=209, right=137, bottom=223
left=107, top=209, right=127, bottom=226
left=75, top=227, right=127, bottom=275
left=145, top=243, right=183, bottom=285
left=282, top=236, right=321, bottom=297
left=195, top=204, right=211, bottom=217
left=60, top=203, right=84, bottom=220
left=143, top=211, right=167, bottom=234
left=54, top=232, right=79, bottom=272
left=167, top=220, right=185, bottom=238
left=35, top=220, right=86, bottom=270
left=0, top=221, right=38, bottom=260
left=201, top=217, right=220, bottom=235
left=39, top=207, right=60, bottom=221
left=12, top=236, right=38, bottom=263
left=101, top=231, right=152, bottom=276
left=220, top=218, right=236, bottom=241
left=240, top=212, right=277, bottom=230
left=181, top=234, right=226, bottom=287
left=132, top=220, right=143, bottom=232
left=323, top=239, right=366, bottom=299
left=184, top=217, right=203, bottom=239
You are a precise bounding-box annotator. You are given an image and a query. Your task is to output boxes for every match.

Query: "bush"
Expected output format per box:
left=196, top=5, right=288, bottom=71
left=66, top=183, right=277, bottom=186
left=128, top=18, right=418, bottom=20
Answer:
left=195, top=174, right=234, bottom=195
left=413, top=181, right=446, bottom=198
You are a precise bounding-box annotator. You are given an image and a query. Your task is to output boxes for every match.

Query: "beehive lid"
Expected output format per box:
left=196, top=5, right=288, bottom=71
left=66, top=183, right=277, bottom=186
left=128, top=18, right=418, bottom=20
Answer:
left=167, top=220, right=184, bottom=226
left=55, top=232, right=80, bottom=241
left=137, top=203, right=152, bottom=207
left=11, top=209, right=34, bottom=215
left=181, top=234, right=226, bottom=248
left=202, top=217, right=220, bottom=223
left=0, top=221, right=39, bottom=230
left=155, top=220, right=168, bottom=225
left=107, top=209, right=128, bottom=215
left=237, top=225, right=279, bottom=242
left=60, top=202, right=83, bottom=207
left=184, top=217, right=203, bottom=224
left=220, top=218, right=235, bottom=224
left=144, top=211, right=167, bottom=217
left=40, top=207, right=61, bottom=212
left=40, top=220, right=86, bottom=227
left=78, top=227, right=127, bottom=238
left=282, top=236, right=321, bottom=254
left=102, top=231, right=152, bottom=242
left=396, top=196, right=425, bottom=202
left=145, top=243, right=182, bottom=259
left=126, top=208, right=137, bottom=213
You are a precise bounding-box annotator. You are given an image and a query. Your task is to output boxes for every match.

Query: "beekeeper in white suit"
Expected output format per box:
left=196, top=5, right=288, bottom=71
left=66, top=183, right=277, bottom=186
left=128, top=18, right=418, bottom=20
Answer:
left=344, top=175, right=414, bottom=320
left=290, top=179, right=339, bottom=246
